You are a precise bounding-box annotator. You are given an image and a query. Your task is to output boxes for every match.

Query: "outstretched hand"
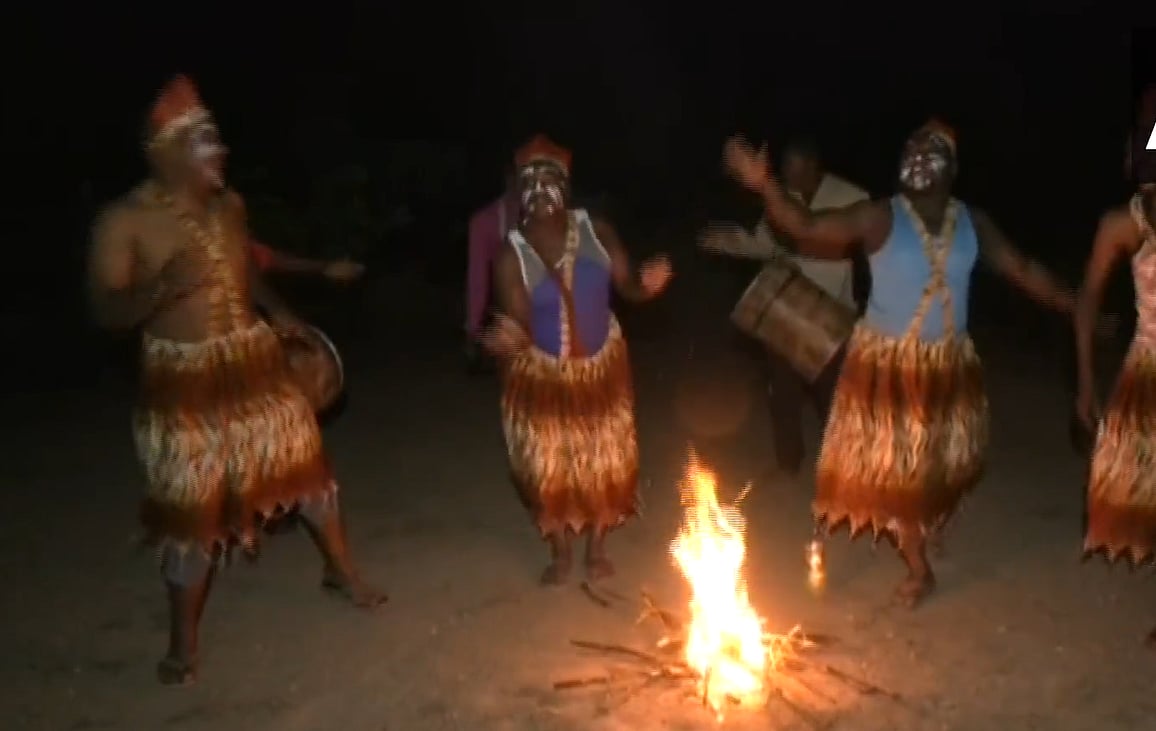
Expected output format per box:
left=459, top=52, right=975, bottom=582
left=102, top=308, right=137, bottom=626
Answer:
left=723, top=136, right=771, bottom=192
left=639, top=255, right=673, bottom=297
left=323, top=257, right=366, bottom=284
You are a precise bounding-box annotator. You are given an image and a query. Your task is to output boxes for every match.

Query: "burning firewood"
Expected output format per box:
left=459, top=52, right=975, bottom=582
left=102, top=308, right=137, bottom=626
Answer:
left=553, top=452, right=910, bottom=724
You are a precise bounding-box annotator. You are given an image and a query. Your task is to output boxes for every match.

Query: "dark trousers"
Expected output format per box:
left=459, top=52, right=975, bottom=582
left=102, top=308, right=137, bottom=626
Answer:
left=766, top=344, right=846, bottom=473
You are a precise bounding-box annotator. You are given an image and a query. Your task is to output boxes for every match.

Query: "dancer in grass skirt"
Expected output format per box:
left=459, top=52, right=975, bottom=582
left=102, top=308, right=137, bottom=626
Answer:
left=725, top=121, right=1074, bottom=607
left=482, top=135, right=672, bottom=585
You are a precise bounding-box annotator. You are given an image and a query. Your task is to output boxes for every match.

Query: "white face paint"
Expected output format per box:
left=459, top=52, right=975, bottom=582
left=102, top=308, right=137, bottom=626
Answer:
left=187, top=121, right=228, bottom=189
left=899, top=134, right=953, bottom=193
left=518, top=161, right=568, bottom=219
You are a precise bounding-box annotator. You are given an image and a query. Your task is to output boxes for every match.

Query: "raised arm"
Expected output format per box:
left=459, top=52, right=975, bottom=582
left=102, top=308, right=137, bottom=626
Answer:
left=87, top=204, right=164, bottom=330
left=971, top=208, right=1075, bottom=314
left=756, top=185, right=890, bottom=260
left=723, top=136, right=889, bottom=260
left=1075, top=208, right=1140, bottom=419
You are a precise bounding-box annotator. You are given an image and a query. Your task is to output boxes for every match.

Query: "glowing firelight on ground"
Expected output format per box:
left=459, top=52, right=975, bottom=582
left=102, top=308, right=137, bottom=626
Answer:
left=670, top=453, right=786, bottom=719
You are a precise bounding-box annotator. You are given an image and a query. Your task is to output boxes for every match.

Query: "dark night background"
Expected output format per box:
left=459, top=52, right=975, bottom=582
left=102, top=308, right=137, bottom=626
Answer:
left=4, top=4, right=1154, bottom=393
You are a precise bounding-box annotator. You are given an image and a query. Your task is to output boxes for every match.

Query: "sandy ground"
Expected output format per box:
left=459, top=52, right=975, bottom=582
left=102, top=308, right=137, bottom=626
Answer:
left=3, top=266, right=1155, bottom=731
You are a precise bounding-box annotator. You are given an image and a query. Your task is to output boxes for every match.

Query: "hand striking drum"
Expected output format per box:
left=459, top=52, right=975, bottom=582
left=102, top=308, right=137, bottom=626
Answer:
left=724, top=121, right=1075, bottom=608
left=86, top=75, right=385, bottom=686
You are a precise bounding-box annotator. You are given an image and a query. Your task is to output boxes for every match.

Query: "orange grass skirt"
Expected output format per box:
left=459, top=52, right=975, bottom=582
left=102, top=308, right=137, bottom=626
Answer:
left=501, top=319, right=639, bottom=537
left=134, top=321, right=333, bottom=554
left=815, top=324, right=989, bottom=537
left=1085, top=345, right=1156, bottom=564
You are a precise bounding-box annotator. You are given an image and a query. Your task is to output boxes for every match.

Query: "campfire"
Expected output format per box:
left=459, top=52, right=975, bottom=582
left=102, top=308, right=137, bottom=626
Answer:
left=671, top=452, right=776, bottom=716
left=558, top=452, right=908, bottom=728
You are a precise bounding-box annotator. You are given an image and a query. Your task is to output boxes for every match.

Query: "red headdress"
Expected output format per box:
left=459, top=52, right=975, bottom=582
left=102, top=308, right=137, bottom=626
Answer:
left=514, top=134, right=572, bottom=174
left=917, top=118, right=958, bottom=156
left=147, top=74, right=212, bottom=143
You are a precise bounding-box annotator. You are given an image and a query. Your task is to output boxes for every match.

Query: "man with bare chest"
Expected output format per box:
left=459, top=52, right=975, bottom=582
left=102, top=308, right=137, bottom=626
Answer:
left=87, top=75, right=385, bottom=686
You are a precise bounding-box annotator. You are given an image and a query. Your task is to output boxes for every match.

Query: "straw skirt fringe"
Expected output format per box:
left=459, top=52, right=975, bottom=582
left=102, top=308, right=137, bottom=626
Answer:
left=134, top=320, right=333, bottom=555
left=1085, top=346, right=1156, bottom=564
left=501, top=318, right=639, bottom=537
left=815, top=324, right=989, bottom=536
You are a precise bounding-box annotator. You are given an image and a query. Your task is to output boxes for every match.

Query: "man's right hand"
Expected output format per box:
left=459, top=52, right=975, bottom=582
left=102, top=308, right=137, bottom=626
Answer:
left=723, top=136, right=771, bottom=192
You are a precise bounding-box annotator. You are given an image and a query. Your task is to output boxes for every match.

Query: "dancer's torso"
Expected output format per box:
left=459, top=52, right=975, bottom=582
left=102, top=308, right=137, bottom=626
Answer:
left=130, top=182, right=256, bottom=343
left=864, top=196, right=978, bottom=341
left=509, top=209, right=612, bottom=357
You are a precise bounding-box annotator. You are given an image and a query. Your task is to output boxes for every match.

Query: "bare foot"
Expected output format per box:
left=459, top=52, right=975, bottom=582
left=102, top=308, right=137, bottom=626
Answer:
left=585, top=556, right=616, bottom=581
left=893, top=572, right=937, bottom=609
left=540, top=556, right=572, bottom=586
left=156, top=656, right=196, bottom=686
left=322, top=572, right=388, bottom=609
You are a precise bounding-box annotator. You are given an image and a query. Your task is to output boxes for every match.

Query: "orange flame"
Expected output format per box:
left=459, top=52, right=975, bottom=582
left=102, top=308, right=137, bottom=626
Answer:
left=670, top=453, right=770, bottom=718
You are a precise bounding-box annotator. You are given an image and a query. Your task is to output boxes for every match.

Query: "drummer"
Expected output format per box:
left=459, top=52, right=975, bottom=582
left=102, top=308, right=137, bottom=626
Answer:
left=723, top=121, right=1074, bottom=607
left=86, top=75, right=385, bottom=685
left=702, top=136, right=870, bottom=475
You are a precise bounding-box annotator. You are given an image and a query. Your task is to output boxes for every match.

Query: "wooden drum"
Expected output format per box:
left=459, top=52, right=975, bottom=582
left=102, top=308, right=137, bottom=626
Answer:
left=731, top=259, right=856, bottom=384
left=275, top=324, right=345, bottom=413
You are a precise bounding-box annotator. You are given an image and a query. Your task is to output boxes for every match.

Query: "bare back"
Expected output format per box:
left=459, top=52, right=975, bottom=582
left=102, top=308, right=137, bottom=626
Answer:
left=90, top=183, right=256, bottom=342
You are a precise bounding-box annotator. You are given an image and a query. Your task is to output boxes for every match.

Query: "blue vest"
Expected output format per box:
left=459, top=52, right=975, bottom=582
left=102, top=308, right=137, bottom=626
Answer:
left=508, top=210, right=613, bottom=356
left=864, top=197, right=978, bottom=340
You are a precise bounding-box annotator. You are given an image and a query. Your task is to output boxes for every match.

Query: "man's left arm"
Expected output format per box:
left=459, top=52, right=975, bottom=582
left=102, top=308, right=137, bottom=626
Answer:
left=230, top=194, right=298, bottom=323
left=593, top=216, right=667, bottom=303
left=972, top=207, right=1075, bottom=314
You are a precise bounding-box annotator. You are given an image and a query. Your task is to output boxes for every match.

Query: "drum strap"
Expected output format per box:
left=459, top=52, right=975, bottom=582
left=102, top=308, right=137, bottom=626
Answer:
left=900, top=196, right=960, bottom=341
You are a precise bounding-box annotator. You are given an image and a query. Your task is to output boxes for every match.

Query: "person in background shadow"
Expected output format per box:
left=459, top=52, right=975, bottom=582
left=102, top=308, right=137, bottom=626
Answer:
left=465, top=166, right=518, bottom=372
left=701, top=136, right=870, bottom=475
